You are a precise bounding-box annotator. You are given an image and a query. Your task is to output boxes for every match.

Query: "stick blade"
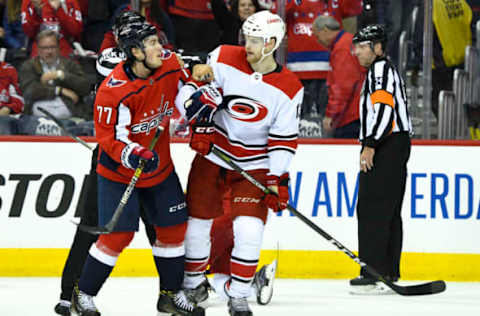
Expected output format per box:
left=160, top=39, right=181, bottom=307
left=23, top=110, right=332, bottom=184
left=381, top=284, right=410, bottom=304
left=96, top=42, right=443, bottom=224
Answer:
left=73, top=221, right=112, bottom=235
left=390, top=280, right=446, bottom=296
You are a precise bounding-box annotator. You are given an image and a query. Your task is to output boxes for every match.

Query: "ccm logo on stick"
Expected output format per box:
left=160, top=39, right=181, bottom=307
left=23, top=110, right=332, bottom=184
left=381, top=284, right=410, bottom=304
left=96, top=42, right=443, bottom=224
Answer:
left=194, top=126, right=215, bottom=133
left=233, top=197, right=261, bottom=204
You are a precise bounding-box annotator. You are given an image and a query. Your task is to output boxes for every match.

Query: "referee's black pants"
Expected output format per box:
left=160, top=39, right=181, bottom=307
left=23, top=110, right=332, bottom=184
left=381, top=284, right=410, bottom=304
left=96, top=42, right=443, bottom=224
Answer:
left=357, top=132, right=411, bottom=279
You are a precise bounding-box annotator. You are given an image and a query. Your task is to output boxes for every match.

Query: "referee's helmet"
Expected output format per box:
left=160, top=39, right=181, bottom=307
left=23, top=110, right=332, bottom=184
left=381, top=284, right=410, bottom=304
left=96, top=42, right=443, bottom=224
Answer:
left=353, top=24, right=387, bottom=49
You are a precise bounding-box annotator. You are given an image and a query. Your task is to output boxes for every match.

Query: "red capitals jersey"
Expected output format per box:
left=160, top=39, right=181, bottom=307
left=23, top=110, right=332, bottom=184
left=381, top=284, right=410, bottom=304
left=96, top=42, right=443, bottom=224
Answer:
left=0, top=62, right=24, bottom=114
left=94, top=52, right=188, bottom=187
left=21, top=0, right=83, bottom=57
left=285, top=0, right=362, bottom=79
left=168, top=0, right=214, bottom=20
left=326, top=31, right=366, bottom=128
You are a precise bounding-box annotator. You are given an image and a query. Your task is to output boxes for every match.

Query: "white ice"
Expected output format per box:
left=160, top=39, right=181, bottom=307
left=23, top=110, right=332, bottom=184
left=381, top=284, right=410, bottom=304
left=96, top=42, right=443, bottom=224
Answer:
left=1, top=277, right=479, bottom=316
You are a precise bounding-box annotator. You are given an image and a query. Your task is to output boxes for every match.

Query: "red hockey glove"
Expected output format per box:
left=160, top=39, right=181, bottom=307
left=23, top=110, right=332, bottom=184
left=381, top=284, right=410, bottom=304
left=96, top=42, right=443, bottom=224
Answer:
left=190, top=123, right=215, bottom=156
left=184, top=85, right=223, bottom=124
left=263, top=173, right=289, bottom=212
left=122, top=144, right=159, bottom=173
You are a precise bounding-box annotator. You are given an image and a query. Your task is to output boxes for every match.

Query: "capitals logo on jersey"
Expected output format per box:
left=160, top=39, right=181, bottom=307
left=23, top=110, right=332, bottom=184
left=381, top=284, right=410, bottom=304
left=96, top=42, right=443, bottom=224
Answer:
left=107, top=76, right=127, bottom=88
left=223, top=95, right=268, bottom=123
left=130, top=96, right=173, bottom=135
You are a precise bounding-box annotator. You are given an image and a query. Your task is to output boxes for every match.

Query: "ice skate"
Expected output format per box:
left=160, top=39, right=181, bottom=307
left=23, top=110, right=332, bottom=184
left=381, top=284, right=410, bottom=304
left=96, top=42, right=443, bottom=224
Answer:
left=184, top=279, right=211, bottom=304
left=253, top=259, right=277, bottom=305
left=350, top=275, right=397, bottom=295
left=349, top=281, right=396, bottom=295
left=228, top=296, right=253, bottom=316
left=156, top=289, right=205, bottom=316
left=349, top=275, right=377, bottom=286
left=71, top=286, right=100, bottom=316
left=54, top=299, right=71, bottom=316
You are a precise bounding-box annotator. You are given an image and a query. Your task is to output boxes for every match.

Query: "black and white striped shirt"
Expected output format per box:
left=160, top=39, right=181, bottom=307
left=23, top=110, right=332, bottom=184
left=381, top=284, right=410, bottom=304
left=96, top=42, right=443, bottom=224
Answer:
left=359, top=57, right=412, bottom=147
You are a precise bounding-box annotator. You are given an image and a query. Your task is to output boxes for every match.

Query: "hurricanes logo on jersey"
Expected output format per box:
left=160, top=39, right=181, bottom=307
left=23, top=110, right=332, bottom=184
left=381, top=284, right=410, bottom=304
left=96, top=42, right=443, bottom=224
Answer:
left=223, top=95, right=268, bottom=122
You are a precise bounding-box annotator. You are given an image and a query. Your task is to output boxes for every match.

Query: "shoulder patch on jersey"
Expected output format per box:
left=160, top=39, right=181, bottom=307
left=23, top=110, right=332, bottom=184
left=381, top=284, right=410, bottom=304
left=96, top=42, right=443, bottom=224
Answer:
left=1, top=63, right=13, bottom=69
left=161, top=49, right=172, bottom=60
left=106, top=76, right=127, bottom=88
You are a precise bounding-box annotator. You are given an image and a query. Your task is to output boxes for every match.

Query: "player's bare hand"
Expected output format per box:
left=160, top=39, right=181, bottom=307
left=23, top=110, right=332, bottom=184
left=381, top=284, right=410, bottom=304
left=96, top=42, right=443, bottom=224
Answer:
left=41, top=71, right=58, bottom=84
left=192, top=64, right=214, bottom=82
left=61, top=87, right=79, bottom=104
left=48, top=0, right=61, bottom=10
left=322, top=116, right=333, bottom=132
left=360, top=146, right=375, bottom=172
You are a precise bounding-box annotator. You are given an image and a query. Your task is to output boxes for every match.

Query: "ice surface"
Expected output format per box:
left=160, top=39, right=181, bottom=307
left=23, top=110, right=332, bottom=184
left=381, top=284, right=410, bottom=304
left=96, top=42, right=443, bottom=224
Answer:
left=0, top=278, right=479, bottom=316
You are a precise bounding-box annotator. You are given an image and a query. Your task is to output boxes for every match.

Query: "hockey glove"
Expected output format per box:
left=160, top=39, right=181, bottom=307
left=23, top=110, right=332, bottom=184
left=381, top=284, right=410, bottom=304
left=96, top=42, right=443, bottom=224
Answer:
left=264, top=173, right=289, bottom=212
left=122, top=144, right=159, bottom=173
left=184, top=85, right=223, bottom=124
left=190, top=122, right=215, bottom=156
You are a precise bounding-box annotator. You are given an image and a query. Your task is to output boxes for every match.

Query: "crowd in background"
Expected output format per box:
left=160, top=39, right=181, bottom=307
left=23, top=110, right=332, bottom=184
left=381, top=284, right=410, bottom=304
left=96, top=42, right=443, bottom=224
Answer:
left=0, top=0, right=479, bottom=138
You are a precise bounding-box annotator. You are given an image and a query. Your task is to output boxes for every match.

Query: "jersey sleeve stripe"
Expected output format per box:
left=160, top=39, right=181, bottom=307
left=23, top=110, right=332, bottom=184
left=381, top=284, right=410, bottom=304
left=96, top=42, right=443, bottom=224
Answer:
left=216, top=125, right=267, bottom=148
left=268, top=133, right=298, bottom=140
left=115, top=102, right=132, bottom=145
left=268, top=139, right=297, bottom=151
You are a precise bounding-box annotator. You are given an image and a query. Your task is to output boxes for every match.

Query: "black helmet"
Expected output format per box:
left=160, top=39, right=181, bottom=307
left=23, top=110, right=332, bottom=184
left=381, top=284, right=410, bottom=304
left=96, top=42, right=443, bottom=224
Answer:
left=118, top=22, right=157, bottom=61
left=113, top=10, right=145, bottom=39
left=353, top=24, right=387, bottom=47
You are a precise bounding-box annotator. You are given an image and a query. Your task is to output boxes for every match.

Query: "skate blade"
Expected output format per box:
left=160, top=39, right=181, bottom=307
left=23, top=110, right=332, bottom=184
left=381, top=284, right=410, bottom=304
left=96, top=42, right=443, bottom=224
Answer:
left=257, top=260, right=277, bottom=305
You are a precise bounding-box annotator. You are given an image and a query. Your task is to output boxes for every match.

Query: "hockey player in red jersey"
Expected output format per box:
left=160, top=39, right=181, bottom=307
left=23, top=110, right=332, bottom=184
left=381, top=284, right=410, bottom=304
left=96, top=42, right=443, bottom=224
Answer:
left=71, top=21, right=204, bottom=316
left=181, top=10, right=304, bottom=316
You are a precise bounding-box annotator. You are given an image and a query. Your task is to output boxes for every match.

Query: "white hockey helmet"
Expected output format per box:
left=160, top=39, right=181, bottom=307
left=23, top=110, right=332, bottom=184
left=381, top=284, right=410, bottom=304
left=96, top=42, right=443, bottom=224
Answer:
left=242, top=10, right=285, bottom=53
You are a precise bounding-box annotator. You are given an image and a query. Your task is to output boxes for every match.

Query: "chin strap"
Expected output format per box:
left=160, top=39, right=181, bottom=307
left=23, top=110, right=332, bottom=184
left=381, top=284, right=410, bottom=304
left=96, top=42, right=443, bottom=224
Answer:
left=253, top=46, right=275, bottom=66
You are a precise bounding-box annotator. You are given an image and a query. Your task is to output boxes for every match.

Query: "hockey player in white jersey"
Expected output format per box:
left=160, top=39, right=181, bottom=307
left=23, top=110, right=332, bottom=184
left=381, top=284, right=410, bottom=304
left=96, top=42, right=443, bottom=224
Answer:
left=180, top=10, right=304, bottom=316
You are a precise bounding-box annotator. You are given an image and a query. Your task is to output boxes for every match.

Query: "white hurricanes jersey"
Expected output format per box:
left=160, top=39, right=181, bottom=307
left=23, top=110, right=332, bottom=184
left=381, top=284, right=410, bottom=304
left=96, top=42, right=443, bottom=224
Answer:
left=204, top=45, right=304, bottom=175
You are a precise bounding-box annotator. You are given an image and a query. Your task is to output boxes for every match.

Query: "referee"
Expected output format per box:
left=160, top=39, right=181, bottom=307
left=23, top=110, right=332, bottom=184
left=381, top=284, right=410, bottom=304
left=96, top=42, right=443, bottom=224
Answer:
left=350, top=24, right=412, bottom=294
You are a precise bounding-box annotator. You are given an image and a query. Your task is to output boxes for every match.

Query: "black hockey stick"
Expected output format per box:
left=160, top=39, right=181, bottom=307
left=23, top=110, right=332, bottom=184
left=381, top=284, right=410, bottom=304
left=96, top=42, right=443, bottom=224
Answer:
left=77, top=117, right=169, bottom=235
left=37, top=107, right=94, bottom=150
left=210, top=147, right=446, bottom=296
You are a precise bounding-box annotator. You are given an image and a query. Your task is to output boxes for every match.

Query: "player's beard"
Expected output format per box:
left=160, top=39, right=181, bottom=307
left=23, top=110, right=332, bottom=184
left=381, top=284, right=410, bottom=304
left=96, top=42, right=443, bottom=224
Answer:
left=145, top=55, right=163, bottom=69
left=246, top=51, right=261, bottom=65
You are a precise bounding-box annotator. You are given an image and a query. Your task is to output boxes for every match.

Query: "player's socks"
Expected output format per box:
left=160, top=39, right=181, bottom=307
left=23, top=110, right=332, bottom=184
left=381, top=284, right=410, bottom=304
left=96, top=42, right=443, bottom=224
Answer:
left=153, top=255, right=185, bottom=291
left=77, top=255, right=113, bottom=296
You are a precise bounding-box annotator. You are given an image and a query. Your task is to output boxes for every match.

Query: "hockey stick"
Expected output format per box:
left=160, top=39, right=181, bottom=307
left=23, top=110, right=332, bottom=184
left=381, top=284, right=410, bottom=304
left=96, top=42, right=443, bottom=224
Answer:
left=77, top=117, right=169, bottom=235
left=37, top=107, right=94, bottom=151
left=210, top=147, right=446, bottom=296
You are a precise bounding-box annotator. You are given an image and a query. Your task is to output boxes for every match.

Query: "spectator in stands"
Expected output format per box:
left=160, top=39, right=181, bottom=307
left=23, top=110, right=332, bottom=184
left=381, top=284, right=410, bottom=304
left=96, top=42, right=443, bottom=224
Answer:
left=3, top=0, right=26, bottom=49
left=211, top=0, right=263, bottom=45
left=467, top=0, right=480, bottom=44
left=0, top=60, right=24, bottom=134
left=414, top=0, right=472, bottom=118
left=99, top=0, right=175, bottom=53
left=19, top=29, right=90, bottom=128
left=0, top=0, right=6, bottom=48
left=168, top=0, right=220, bottom=56
left=21, top=0, right=83, bottom=58
left=3, top=0, right=28, bottom=67
left=312, top=14, right=365, bottom=138
left=373, top=0, right=417, bottom=65
left=78, top=0, right=129, bottom=52
left=284, top=0, right=362, bottom=137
